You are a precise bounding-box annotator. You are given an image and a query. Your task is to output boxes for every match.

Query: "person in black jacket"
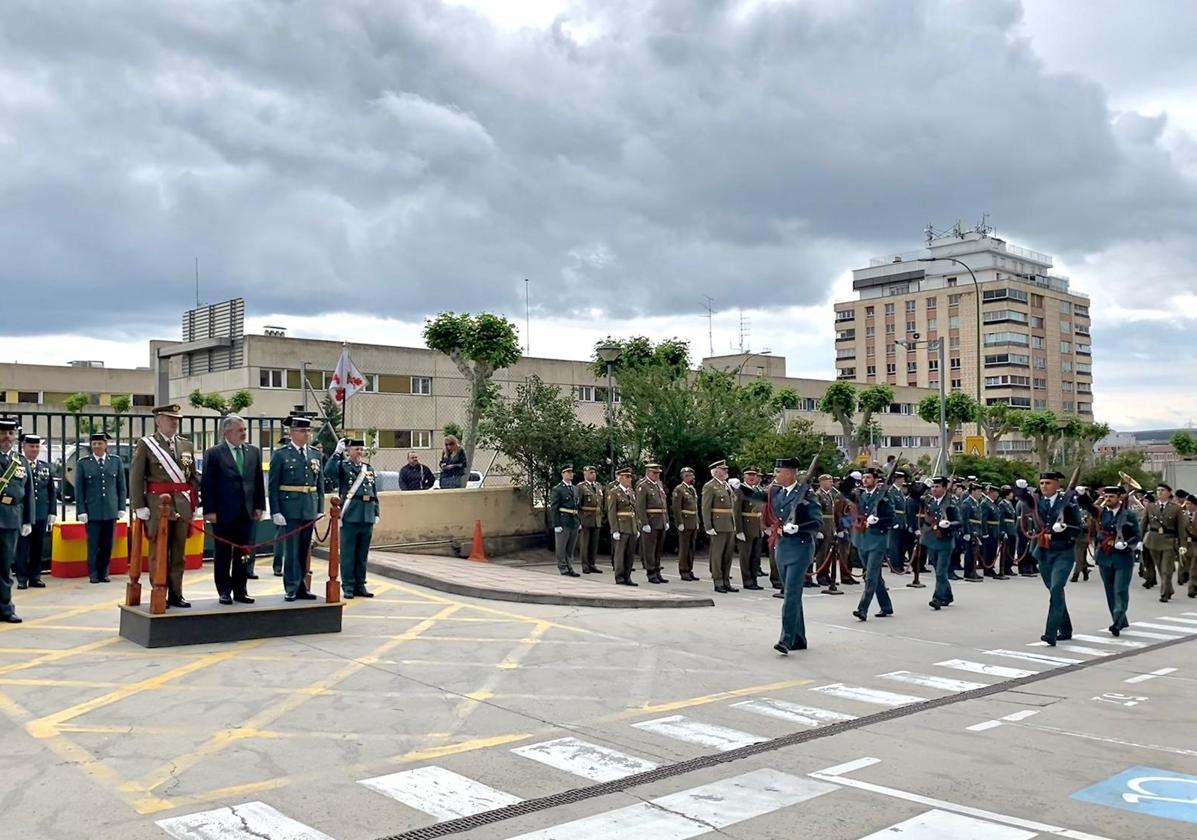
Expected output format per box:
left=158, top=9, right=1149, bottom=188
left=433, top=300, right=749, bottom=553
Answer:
left=201, top=415, right=266, bottom=605
left=399, top=452, right=434, bottom=491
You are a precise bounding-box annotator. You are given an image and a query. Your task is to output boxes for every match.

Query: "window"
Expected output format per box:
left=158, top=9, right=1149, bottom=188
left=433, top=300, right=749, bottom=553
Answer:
left=1059, top=300, right=1072, bottom=314
left=1030, top=293, right=1044, bottom=308
left=905, top=299, right=917, bottom=313
left=866, top=344, right=876, bottom=357
left=947, top=277, right=958, bottom=287
left=378, top=430, right=433, bottom=448
left=887, top=283, right=910, bottom=296
left=985, top=353, right=1030, bottom=367
left=1074, top=304, right=1090, bottom=318
left=987, top=396, right=1032, bottom=408
left=886, top=363, right=897, bottom=375
left=949, top=316, right=960, bottom=329
left=835, top=309, right=854, bottom=322
left=16, top=391, right=38, bottom=403
left=928, top=358, right=939, bottom=372
left=1034, top=399, right=1048, bottom=410
left=1061, top=360, right=1073, bottom=372
left=1060, top=341, right=1072, bottom=353
left=865, top=325, right=875, bottom=338
left=1063, top=400, right=1075, bottom=413
left=950, top=357, right=962, bottom=370
left=984, top=331, right=1030, bottom=347
left=1033, top=378, right=1047, bottom=390
left=1030, top=315, right=1044, bottom=329
left=1075, top=324, right=1090, bottom=336
left=260, top=368, right=286, bottom=388
left=884, top=303, right=895, bottom=316
left=1078, top=401, right=1092, bottom=414
left=1076, top=363, right=1092, bottom=374
left=411, top=376, right=432, bottom=395
left=378, top=374, right=431, bottom=395
left=885, top=323, right=895, bottom=336
left=948, top=294, right=961, bottom=305
left=838, top=367, right=856, bottom=379
left=985, top=375, right=1030, bottom=387
left=132, top=394, right=155, bottom=407
left=865, top=305, right=875, bottom=318
left=907, top=361, right=918, bottom=374
left=1033, top=357, right=1047, bottom=369
left=1060, top=320, right=1071, bottom=334
left=906, top=320, right=917, bottom=333
left=575, top=385, right=594, bottom=401
left=836, top=329, right=855, bottom=341
left=836, top=348, right=856, bottom=359
left=926, top=297, right=937, bottom=310
left=1062, top=381, right=1074, bottom=393
left=982, top=287, right=1030, bottom=303
left=983, top=310, right=1029, bottom=325
left=866, top=365, right=876, bottom=376
left=1031, top=336, right=1045, bottom=349
left=927, top=318, right=937, bottom=331
left=1076, top=343, right=1091, bottom=355
left=951, top=378, right=962, bottom=389
left=949, top=336, right=961, bottom=349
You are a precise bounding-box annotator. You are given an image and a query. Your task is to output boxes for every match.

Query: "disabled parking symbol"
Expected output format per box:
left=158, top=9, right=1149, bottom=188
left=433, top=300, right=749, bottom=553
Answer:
left=1073, top=766, right=1197, bottom=825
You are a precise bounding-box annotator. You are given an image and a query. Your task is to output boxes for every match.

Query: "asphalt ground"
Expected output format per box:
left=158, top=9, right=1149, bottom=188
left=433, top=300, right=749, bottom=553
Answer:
left=0, top=555, right=1194, bottom=839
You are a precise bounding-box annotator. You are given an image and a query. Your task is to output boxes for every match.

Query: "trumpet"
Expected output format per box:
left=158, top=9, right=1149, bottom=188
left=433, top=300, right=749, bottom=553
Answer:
left=1118, top=471, right=1148, bottom=509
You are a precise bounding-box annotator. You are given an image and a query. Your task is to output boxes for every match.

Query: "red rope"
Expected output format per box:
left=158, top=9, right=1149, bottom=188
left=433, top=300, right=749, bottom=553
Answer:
left=177, top=516, right=324, bottom=554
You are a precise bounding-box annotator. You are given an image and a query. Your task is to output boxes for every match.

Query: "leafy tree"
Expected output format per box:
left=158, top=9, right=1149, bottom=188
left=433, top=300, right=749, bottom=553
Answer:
left=64, top=392, right=90, bottom=414
left=818, top=382, right=894, bottom=460
left=1018, top=410, right=1082, bottom=470
left=917, top=391, right=979, bottom=450
left=1079, top=450, right=1161, bottom=491
left=736, top=418, right=845, bottom=479
left=1171, top=430, right=1197, bottom=458
left=64, top=392, right=131, bottom=437
left=110, top=395, right=132, bottom=415
left=978, top=403, right=1025, bottom=451
left=590, top=336, right=690, bottom=379
left=316, top=395, right=344, bottom=457
left=424, top=312, right=522, bottom=465
left=443, top=421, right=464, bottom=441
left=188, top=388, right=254, bottom=416
left=948, top=454, right=1037, bottom=487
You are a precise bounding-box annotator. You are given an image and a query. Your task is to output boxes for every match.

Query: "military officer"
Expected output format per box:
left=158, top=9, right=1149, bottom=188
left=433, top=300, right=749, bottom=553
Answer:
left=736, top=467, right=766, bottom=590
left=980, top=484, right=1005, bottom=579
left=576, top=466, right=604, bottom=575
left=921, top=476, right=960, bottom=611
left=959, top=484, right=984, bottom=582
left=1182, top=493, right=1197, bottom=598
left=672, top=467, right=700, bottom=581
left=16, top=435, right=56, bottom=589
left=268, top=417, right=324, bottom=601
left=75, top=431, right=126, bottom=584
left=702, top=460, right=741, bottom=593
left=1070, top=500, right=1093, bottom=583
left=1142, top=483, right=1185, bottom=603
left=885, top=472, right=910, bottom=574
left=271, top=426, right=291, bottom=577
left=606, top=466, right=639, bottom=585
left=1176, top=489, right=1192, bottom=588
left=1092, top=486, right=1140, bottom=636
left=997, top=486, right=1018, bottom=578
left=850, top=468, right=894, bottom=621
left=1032, top=471, right=1085, bottom=645
left=323, top=437, right=380, bottom=598
left=812, top=474, right=839, bottom=592
left=0, top=418, right=32, bottom=622
left=548, top=465, right=581, bottom=577
left=635, top=463, right=669, bottom=584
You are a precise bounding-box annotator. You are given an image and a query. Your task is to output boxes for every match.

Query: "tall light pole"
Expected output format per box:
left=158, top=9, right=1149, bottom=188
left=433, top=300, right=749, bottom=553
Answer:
left=597, top=341, right=622, bottom=480
left=897, top=334, right=948, bottom=471
left=919, top=256, right=983, bottom=439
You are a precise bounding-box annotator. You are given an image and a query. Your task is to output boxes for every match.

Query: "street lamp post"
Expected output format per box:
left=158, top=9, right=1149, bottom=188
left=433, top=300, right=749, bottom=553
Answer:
left=919, top=256, right=983, bottom=439
left=596, top=342, right=622, bottom=480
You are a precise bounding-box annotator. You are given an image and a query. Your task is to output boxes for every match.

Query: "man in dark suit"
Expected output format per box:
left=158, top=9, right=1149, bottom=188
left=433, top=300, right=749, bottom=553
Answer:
left=201, top=414, right=266, bottom=605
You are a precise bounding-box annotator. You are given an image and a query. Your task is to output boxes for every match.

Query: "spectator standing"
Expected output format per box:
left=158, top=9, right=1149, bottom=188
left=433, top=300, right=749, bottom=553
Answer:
left=438, top=435, right=468, bottom=489
left=399, top=452, right=434, bottom=491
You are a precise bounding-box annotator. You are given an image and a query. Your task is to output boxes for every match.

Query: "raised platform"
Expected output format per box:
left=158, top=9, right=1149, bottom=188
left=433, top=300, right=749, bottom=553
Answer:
left=118, top=596, right=344, bottom=648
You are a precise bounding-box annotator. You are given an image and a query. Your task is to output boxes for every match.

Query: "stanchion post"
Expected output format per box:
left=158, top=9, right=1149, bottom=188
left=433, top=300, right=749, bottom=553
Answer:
left=303, top=523, right=314, bottom=594
left=126, top=517, right=143, bottom=606
left=326, top=497, right=341, bottom=603
left=149, top=493, right=171, bottom=615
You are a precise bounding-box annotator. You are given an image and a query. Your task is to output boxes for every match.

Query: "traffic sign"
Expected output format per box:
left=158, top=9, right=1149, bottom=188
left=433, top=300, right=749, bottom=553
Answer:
left=1073, top=766, right=1197, bottom=825
left=965, top=435, right=986, bottom=457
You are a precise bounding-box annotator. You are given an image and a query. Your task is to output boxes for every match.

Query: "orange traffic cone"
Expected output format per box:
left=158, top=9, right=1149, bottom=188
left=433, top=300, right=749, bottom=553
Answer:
left=468, top=519, right=488, bottom=562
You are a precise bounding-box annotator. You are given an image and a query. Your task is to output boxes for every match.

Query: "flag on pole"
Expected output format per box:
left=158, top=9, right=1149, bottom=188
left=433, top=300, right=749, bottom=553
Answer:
left=329, top=348, right=365, bottom=403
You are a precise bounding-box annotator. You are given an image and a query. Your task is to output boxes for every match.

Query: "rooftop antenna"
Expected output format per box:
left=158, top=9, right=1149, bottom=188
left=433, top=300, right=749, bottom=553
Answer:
left=194, top=256, right=201, bottom=307
left=703, top=296, right=715, bottom=356
left=524, top=278, right=530, bottom=354
left=924, top=223, right=934, bottom=247
left=975, top=213, right=993, bottom=237
left=738, top=309, right=751, bottom=354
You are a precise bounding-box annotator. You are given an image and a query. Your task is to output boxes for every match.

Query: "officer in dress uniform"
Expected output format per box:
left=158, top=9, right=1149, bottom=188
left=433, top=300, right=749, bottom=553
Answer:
left=0, top=418, right=32, bottom=622
left=885, top=472, right=910, bottom=574
left=1141, top=483, right=1185, bottom=603
left=75, top=431, right=126, bottom=584
left=959, top=484, right=984, bottom=582
left=635, top=464, right=669, bottom=584
left=548, top=465, right=581, bottom=578
left=1181, top=493, right=1197, bottom=598
left=1032, top=471, right=1085, bottom=645
left=672, top=467, right=700, bottom=581
left=736, top=467, right=766, bottom=590
left=271, top=426, right=291, bottom=577
left=130, top=404, right=200, bottom=609
left=324, top=437, right=380, bottom=598
left=998, top=486, right=1018, bottom=578
left=1092, top=486, right=1140, bottom=636
left=921, top=476, right=960, bottom=611
left=702, top=460, right=741, bottom=594
left=16, top=435, right=56, bottom=589
left=812, top=474, right=839, bottom=591
left=269, top=417, right=324, bottom=601
left=851, top=468, right=895, bottom=621
left=607, top=466, right=640, bottom=586
left=1176, top=489, right=1192, bottom=588
left=576, top=466, right=604, bottom=575
left=980, top=484, right=1005, bottom=579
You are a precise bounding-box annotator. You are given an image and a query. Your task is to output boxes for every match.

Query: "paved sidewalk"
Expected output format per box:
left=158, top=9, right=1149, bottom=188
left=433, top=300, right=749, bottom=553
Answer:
left=367, top=551, right=715, bottom=608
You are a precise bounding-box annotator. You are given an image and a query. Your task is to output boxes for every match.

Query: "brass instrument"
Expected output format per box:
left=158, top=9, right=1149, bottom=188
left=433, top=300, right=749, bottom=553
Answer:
left=1119, top=471, right=1148, bottom=510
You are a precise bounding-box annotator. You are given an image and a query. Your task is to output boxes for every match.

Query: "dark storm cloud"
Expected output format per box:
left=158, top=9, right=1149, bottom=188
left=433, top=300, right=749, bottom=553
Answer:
left=1, top=0, right=1195, bottom=338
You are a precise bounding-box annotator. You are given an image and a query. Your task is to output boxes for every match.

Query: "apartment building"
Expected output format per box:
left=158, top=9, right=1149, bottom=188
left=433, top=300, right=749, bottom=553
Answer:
left=0, top=360, right=156, bottom=412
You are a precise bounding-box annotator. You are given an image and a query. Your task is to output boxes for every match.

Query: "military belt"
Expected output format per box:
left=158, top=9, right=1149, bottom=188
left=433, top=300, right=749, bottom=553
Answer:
left=712, top=507, right=733, bottom=513
left=616, top=512, right=636, bottom=517
left=558, top=508, right=578, bottom=514
left=741, top=512, right=762, bottom=518
left=1158, top=528, right=1177, bottom=536
left=969, top=519, right=982, bottom=524
left=0, top=497, right=13, bottom=505
left=646, top=508, right=666, bottom=513
left=581, top=506, right=599, bottom=511
left=280, top=485, right=319, bottom=493
left=985, top=520, right=1000, bottom=525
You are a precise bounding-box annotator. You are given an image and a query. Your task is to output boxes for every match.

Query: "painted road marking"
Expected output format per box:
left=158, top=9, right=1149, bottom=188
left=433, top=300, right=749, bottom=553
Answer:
left=732, top=698, right=856, bottom=728
left=1119, top=629, right=1181, bottom=640
left=507, top=769, right=834, bottom=839
left=1155, top=615, right=1197, bottom=623
left=1069, top=633, right=1144, bottom=648
left=966, top=710, right=1040, bottom=733
left=358, top=766, right=521, bottom=820
left=935, top=659, right=1036, bottom=679
left=1028, top=641, right=1112, bottom=656
left=511, top=737, right=658, bottom=782
left=632, top=714, right=768, bottom=751
left=1132, top=622, right=1197, bottom=634
left=157, top=801, right=334, bottom=840
left=857, top=808, right=1036, bottom=839
left=984, top=649, right=1081, bottom=666
left=1073, top=766, right=1197, bottom=825
left=878, top=671, right=988, bottom=692
left=1125, top=667, right=1178, bottom=684
left=809, top=683, right=924, bottom=707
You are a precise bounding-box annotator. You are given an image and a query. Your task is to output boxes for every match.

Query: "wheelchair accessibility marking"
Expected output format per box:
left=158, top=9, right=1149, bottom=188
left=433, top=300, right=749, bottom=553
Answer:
left=1073, top=766, right=1197, bottom=825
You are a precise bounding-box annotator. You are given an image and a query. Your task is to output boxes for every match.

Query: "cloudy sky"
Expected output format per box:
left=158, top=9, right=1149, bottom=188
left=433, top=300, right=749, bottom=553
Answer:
left=2, top=0, right=1195, bottom=429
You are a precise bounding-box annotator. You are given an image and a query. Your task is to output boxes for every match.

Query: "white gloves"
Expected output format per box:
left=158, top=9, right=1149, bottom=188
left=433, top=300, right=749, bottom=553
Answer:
left=116, top=509, right=125, bottom=519
left=374, top=516, right=380, bottom=525
left=20, top=524, right=31, bottom=537
left=728, top=477, right=741, bottom=490
left=676, top=522, right=684, bottom=531
left=612, top=531, right=621, bottom=541
left=815, top=532, right=824, bottom=540
left=867, top=514, right=879, bottom=526
left=641, top=524, right=652, bottom=533
left=664, top=523, right=670, bottom=531
left=79, top=514, right=89, bottom=524
left=334, top=438, right=347, bottom=455
left=735, top=532, right=746, bottom=542
left=272, top=513, right=287, bottom=527
left=1076, top=486, right=1087, bottom=495
left=1180, top=547, right=1189, bottom=556
left=938, top=519, right=951, bottom=529
left=850, top=471, right=862, bottom=480
left=963, top=534, right=971, bottom=542
left=1114, top=540, right=1127, bottom=551
left=705, top=528, right=717, bottom=536
left=1052, top=522, right=1066, bottom=533
left=47, top=514, right=57, bottom=527
left=1015, top=479, right=1028, bottom=489
left=135, top=507, right=151, bottom=521
left=554, top=526, right=563, bottom=533
left=782, top=522, right=800, bottom=535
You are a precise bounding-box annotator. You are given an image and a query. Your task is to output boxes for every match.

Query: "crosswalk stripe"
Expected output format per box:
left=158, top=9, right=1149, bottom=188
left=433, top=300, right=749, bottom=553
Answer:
left=935, top=659, right=1036, bottom=679
left=809, top=683, right=924, bottom=707
left=1153, top=616, right=1197, bottom=626
left=732, top=698, right=856, bottom=727
left=1132, top=622, right=1197, bottom=633
left=1068, top=633, right=1144, bottom=648
left=1119, top=628, right=1182, bottom=640
left=1125, top=667, right=1178, bottom=684
left=511, top=737, right=658, bottom=782
left=984, top=649, right=1081, bottom=666
left=1054, top=644, right=1113, bottom=657
left=878, top=671, right=988, bottom=692
left=506, top=768, right=836, bottom=840
left=358, top=766, right=521, bottom=820
left=632, top=714, right=768, bottom=751
left=156, top=801, right=334, bottom=840
left=857, top=807, right=1037, bottom=839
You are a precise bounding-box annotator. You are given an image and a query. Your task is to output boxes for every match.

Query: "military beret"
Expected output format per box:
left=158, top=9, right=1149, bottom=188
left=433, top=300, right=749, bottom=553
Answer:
left=1157, top=482, right=1172, bottom=492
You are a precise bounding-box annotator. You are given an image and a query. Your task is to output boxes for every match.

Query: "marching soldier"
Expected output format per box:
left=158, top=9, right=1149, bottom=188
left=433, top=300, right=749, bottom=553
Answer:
left=1031, top=471, right=1085, bottom=645
left=980, top=485, right=1005, bottom=579
left=921, top=476, right=960, bottom=611
left=548, top=465, right=581, bottom=578
left=960, top=484, right=984, bottom=582
left=635, top=464, right=669, bottom=584
left=76, top=431, right=126, bottom=584
left=736, top=467, right=765, bottom=590
left=886, top=472, right=910, bottom=574
left=0, top=418, right=32, bottom=623
left=16, top=435, right=56, bottom=589
left=997, top=486, right=1018, bottom=578
left=1093, top=486, right=1140, bottom=635
left=1182, top=493, right=1197, bottom=598
left=702, top=460, right=740, bottom=593
left=851, top=467, right=894, bottom=621
left=607, top=466, right=639, bottom=585
left=1070, top=500, right=1094, bottom=583
left=268, top=416, right=324, bottom=601
left=1141, top=483, right=1185, bottom=603
left=1177, top=489, right=1192, bottom=588
left=576, top=466, right=604, bottom=575
left=811, top=474, right=838, bottom=592
left=672, top=467, right=700, bottom=581
left=130, top=404, right=200, bottom=609
left=270, top=425, right=291, bottom=577
left=324, top=437, right=381, bottom=597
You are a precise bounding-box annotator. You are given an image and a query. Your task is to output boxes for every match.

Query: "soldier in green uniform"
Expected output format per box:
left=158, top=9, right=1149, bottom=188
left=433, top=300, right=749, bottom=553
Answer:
left=1031, top=471, right=1085, bottom=645
left=1141, top=483, right=1185, bottom=603
left=635, top=464, right=669, bottom=584
left=16, top=435, right=56, bottom=589
left=885, top=472, right=910, bottom=575
left=1092, top=486, right=1140, bottom=635
left=813, top=474, right=840, bottom=593
left=130, top=404, right=200, bottom=608
left=850, top=468, right=895, bottom=621
left=959, top=484, right=984, bottom=582
left=270, top=427, right=291, bottom=576
left=607, top=466, right=639, bottom=586
left=1182, top=493, right=1196, bottom=598
left=548, top=465, right=581, bottom=577
left=0, top=418, right=32, bottom=622
left=672, top=467, right=700, bottom=581
left=979, top=484, right=1006, bottom=579
left=576, top=466, right=604, bottom=575
left=268, top=416, right=324, bottom=601
left=736, top=467, right=765, bottom=590
left=702, top=459, right=741, bottom=593
left=1176, top=489, right=1192, bottom=588
left=324, top=437, right=380, bottom=598
left=76, top=431, right=126, bottom=584
left=921, top=476, right=960, bottom=611
left=998, top=486, right=1018, bottom=578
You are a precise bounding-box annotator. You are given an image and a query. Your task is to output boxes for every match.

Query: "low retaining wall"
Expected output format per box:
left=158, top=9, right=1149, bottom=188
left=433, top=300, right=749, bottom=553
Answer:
left=370, top=486, right=544, bottom=557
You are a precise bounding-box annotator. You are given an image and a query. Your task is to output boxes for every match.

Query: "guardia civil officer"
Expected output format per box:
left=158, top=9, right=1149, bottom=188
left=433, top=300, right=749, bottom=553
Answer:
left=548, top=465, right=581, bottom=577
left=324, top=437, right=380, bottom=598
left=1032, top=471, right=1085, bottom=646
left=268, top=417, right=324, bottom=601
left=16, top=434, right=55, bottom=589
left=0, top=418, right=32, bottom=622
left=851, top=467, right=894, bottom=621
left=1093, top=486, right=1140, bottom=636
left=920, top=476, right=959, bottom=611
left=75, top=431, right=126, bottom=584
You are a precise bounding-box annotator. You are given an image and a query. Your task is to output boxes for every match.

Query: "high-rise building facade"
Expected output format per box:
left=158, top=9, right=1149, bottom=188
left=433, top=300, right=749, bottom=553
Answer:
left=834, top=229, right=1094, bottom=455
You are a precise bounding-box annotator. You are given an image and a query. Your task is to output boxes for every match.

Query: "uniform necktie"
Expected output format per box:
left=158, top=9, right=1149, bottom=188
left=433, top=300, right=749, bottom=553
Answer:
left=233, top=445, right=244, bottom=475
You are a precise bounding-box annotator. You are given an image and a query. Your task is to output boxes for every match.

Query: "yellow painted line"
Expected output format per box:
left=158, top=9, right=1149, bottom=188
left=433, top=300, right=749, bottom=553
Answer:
left=0, top=637, right=119, bottom=677
left=384, top=582, right=600, bottom=636
left=626, top=679, right=815, bottom=716
left=396, top=732, right=535, bottom=763
left=0, top=598, right=123, bottom=632
left=133, top=776, right=293, bottom=814
left=1, top=677, right=124, bottom=689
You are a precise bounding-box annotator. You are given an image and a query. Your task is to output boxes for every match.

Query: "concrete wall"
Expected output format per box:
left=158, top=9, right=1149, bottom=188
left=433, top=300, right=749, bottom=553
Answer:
left=370, top=486, right=543, bottom=555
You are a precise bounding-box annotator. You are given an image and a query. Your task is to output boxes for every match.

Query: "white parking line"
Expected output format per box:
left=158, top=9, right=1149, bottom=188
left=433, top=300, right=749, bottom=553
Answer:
left=733, top=697, right=856, bottom=728
left=632, top=715, right=768, bottom=751
left=511, top=737, right=658, bottom=782
left=984, top=649, right=1081, bottom=666
left=858, top=808, right=1037, bottom=839
left=358, top=766, right=520, bottom=820
left=1068, top=633, right=1144, bottom=648
left=1125, top=667, right=1178, bottom=684
left=879, top=671, right=988, bottom=692
left=809, top=683, right=925, bottom=707
left=935, top=659, right=1036, bottom=679
left=157, top=802, right=335, bottom=840
left=966, top=709, right=1039, bottom=732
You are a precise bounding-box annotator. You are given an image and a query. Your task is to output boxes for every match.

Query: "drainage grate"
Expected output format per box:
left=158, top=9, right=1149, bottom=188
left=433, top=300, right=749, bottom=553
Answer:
left=376, top=632, right=1192, bottom=840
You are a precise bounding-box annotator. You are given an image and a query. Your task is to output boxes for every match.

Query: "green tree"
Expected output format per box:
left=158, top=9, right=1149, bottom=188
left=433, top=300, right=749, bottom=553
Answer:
left=1171, top=430, right=1197, bottom=458
left=443, top=421, right=464, bottom=442
left=64, top=392, right=130, bottom=437
left=1018, top=410, right=1083, bottom=470
left=1079, top=450, right=1161, bottom=491
left=818, top=382, right=894, bottom=460
left=424, top=312, right=522, bottom=465
left=315, top=396, right=344, bottom=456
left=979, top=403, right=1025, bottom=452
left=736, top=418, right=844, bottom=478
left=917, top=391, right=979, bottom=450
left=590, top=336, right=690, bottom=379
left=188, top=388, right=254, bottom=416
left=948, top=454, right=1037, bottom=487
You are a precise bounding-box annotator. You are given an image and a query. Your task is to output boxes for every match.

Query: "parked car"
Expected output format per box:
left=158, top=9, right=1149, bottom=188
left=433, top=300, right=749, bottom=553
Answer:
left=432, top=470, right=484, bottom=490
